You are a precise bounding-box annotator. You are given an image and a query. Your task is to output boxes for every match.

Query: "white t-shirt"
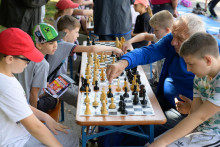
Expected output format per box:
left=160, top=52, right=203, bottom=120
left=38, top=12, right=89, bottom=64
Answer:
left=0, top=73, right=33, bottom=146
left=15, top=59, right=49, bottom=101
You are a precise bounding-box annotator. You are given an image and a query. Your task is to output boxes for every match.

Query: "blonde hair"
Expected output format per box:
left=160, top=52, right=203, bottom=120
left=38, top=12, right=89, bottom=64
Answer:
left=149, top=10, right=173, bottom=29
left=180, top=32, right=218, bottom=59
left=57, top=15, right=81, bottom=31
left=146, top=6, right=153, bottom=17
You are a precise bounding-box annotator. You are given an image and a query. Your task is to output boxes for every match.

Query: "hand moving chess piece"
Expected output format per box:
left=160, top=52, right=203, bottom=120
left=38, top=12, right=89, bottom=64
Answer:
left=93, top=93, right=99, bottom=107
left=85, top=103, right=91, bottom=115
left=109, top=97, right=116, bottom=109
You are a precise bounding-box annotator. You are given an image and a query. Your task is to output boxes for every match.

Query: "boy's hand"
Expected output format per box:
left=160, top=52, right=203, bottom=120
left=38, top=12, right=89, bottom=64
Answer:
left=106, top=60, right=128, bottom=83
left=113, top=47, right=124, bottom=56
left=122, top=41, right=133, bottom=53
left=45, top=115, right=69, bottom=135
left=175, top=95, right=192, bottom=114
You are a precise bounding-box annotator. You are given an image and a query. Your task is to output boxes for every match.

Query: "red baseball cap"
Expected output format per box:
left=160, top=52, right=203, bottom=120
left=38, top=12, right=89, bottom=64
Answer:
left=56, top=0, right=79, bottom=10
left=134, top=0, right=149, bottom=7
left=0, top=28, right=44, bottom=63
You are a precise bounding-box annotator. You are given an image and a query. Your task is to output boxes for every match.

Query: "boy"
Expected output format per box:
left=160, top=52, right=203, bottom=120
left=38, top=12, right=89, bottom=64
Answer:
left=46, top=15, right=123, bottom=106
left=149, top=32, right=220, bottom=146
left=122, top=10, right=173, bottom=81
left=16, top=23, right=66, bottom=111
left=0, top=28, right=78, bottom=146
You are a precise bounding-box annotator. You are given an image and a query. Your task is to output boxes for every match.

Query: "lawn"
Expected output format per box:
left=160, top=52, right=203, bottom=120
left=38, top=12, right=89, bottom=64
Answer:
left=0, top=0, right=59, bottom=32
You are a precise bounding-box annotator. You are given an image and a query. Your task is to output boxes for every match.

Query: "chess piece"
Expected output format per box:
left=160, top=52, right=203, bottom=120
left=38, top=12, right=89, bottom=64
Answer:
left=123, top=78, right=129, bottom=91
left=100, top=68, right=105, bottom=81
left=80, top=76, right=86, bottom=91
left=123, top=87, right=129, bottom=98
left=131, top=75, right=137, bottom=91
left=118, top=95, right=125, bottom=112
left=93, top=53, right=97, bottom=61
left=87, top=36, right=91, bottom=46
left=133, top=92, right=139, bottom=105
left=100, top=88, right=106, bottom=101
left=92, top=38, right=95, bottom=45
left=112, top=57, right=115, bottom=64
left=116, top=79, right=121, bottom=92
left=84, top=86, right=90, bottom=103
left=104, top=55, right=108, bottom=61
left=115, top=37, right=120, bottom=48
left=85, top=64, right=91, bottom=75
left=94, top=80, right=99, bottom=91
left=111, top=51, right=115, bottom=57
left=141, top=93, right=147, bottom=105
left=132, top=85, right=137, bottom=95
left=101, top=101, right=108, bottom=115
left=84, top=103, right=91, bottom=115
left=86, top=75, right=90, bottom=84
left=109, top=97, right=116, bottom=109
left=100, top=52, right=104, bottom=62
left=92, top=73, right=98, bottom=85
left=97, top=58, right=100, bottom=68
left=93, top=93, right=99, bottom=107
left=88, top=54, right=93, bottom=65
left=139, top=85, right=145, bottom=97
left=107, top=88, right=113, bottom=98
left=136, top=81, right=140, bottom=92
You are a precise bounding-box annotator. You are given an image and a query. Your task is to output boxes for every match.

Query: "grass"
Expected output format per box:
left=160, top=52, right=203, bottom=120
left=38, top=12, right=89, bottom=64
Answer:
left=0, top=0, right=58, bottom=32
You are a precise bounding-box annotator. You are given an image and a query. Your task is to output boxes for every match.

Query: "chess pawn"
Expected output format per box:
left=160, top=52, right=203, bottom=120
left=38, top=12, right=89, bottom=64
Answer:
left=93, top=53, right=97, bottom=61
left=97, top=58, right=100, bottom=68
left=104, top=55, right=108, bottom=61
left=115, top=37, right=119, bottom=48
left=112, top=57, right=115, bottom=64
left=136, top=82, right=140, bottom=92
left=80, top=76, right=86, bottom=92
left=107, top=84, right=112, bottom=94
left=86, top=75, right=90, bottom=84
left=84, top=103, right=91, bottom=115
left=141, top=93, right=147, bottom=105
left=123, top=78, right=129, bottom=92
left=84, top=92, right=90, bottom=103
left=107, top=88, right=113, bottom=98
left=109, top=97, right=116, bottom=109
left=100, top=68, right=105, bottom=81
left=100, top=52, right=104, bottom=62
left=94, top=80, right=99, bottom=91
left=92, top=74, right=98, bottom=85
left=101, top=101, right=108, bottom=115
left=85, top=64, right=90, bottom=75
left=89, top=54, right=93, bottom=65
left=100, top=88, right=106, bottom=101
left=116, top=79, right=121, bottom=92
left=93, top=93, right=99, bottom=107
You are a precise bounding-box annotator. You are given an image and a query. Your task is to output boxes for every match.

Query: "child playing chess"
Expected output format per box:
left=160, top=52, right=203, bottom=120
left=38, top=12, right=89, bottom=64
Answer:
left=123, top=10, right=173, bottom=82
left=0, top=28, right=78, bottom=146
left=46, top=15, right=123, bottom=106
left=131, top=0, right=153, bottom=48
left=149, top=32, right=220, bottom=147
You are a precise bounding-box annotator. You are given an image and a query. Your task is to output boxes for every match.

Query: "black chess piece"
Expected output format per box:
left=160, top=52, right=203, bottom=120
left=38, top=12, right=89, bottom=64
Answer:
left=123, top=87, right=129, bottom=98
left=141, top=93, right=147, bottom=105
left=133, top=92, right=139, bottom=105
left=131, top=67, right=137, bottom=75
left=120, top=71, right=124, bottom=76
left=80, top=77, right=86, bottom=91
left=94, top=80, right=99, bottom=91
left=107, top=88, right=113, bottom=98
left=92, top=38, right=95, bottom=45
left=139, top=85, right=145, bottom=97
left=120, top=95, right=125, bottom=101
left=86, top=81, right=91, bottom=92
left=132, top=85, right=137, bottom=95
left=87, top=37, right=91, bottom=46
left=121, top=103, right=128, bottom=114
left=110, top=51, right=115, bottom=57
left=136, top=72, right=141, bottom=84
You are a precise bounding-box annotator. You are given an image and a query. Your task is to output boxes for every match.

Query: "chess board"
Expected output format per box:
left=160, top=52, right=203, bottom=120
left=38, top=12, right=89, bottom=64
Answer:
left=79, top=52, right=155, bottom=116
left=79, top=91, right=154, bottom=116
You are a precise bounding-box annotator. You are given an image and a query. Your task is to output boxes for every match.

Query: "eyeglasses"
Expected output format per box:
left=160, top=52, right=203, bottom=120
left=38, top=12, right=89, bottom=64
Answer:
left=14, top=56, right=31, bottom=64
left=3, top=55, right=31, bottom=64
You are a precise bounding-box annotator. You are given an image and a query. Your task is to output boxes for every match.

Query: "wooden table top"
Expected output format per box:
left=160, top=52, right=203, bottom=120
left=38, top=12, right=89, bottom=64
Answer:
left=76, top=51, right=166, bottom=126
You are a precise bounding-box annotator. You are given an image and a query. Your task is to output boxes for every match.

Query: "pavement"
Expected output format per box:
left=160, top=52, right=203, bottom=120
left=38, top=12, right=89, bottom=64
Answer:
left=60, top=1, right=220, bottom=147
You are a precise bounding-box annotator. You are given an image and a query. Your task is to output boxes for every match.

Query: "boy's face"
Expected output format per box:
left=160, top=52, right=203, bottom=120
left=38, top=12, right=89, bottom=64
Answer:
left=37, top=41, right=57, bottom=55
left=183, top=55, right=210, bottom=78
left=8, top=55, right=29, bottom=74
left=153, top=26, right=169, bottom=39
left=65, top=27, right=80, bottom=43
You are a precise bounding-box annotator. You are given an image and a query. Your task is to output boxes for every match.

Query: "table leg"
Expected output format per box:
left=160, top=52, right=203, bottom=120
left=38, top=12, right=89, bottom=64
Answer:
left=82, top=126, right=87, bottom=147
left=149, top=125, right=154, bottom=143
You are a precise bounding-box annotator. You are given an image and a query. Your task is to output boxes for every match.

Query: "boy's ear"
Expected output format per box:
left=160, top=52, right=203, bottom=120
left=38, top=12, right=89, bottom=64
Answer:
left=166, top=27, right=171, bottom=33
left=204, top=55, right=212, bottom=66
left=35, top=43, right=42, bottom=50
left=5, top=55, right=14, bottom=64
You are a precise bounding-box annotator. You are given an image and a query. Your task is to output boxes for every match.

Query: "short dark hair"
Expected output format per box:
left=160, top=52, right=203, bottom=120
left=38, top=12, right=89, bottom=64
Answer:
left=180, top=32, right=218, bottom=59
left=57, top=15, right=81, bottom=32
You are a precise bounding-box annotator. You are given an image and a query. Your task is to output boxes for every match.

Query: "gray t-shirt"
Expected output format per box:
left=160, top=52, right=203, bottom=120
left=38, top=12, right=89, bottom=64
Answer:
left=15, top=58, right=49, bottom=102
left=46, top=40, right=76, bottom=82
